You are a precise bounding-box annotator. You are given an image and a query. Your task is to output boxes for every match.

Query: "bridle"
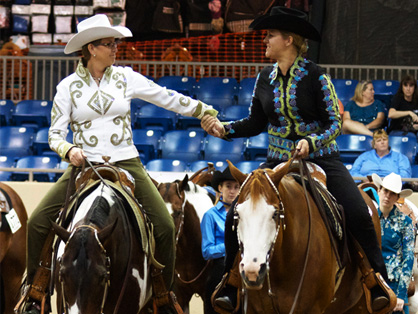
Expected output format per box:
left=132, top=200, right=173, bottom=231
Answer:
left=59, top=224, right=111, bottom=314
left=160, top=181, right=211, bottom=284
left=233, top=160, right=314, bottom=314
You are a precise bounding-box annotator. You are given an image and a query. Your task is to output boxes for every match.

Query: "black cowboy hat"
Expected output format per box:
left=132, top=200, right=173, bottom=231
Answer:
left=249, top=6, right=321, bottom=42
left=211, top=167, right=236, bottom=192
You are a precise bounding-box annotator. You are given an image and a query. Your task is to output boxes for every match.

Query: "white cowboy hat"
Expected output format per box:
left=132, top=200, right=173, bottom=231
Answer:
left=64, top=14, right=132, bottom=54
left=372, top=172, right=413, bottom=198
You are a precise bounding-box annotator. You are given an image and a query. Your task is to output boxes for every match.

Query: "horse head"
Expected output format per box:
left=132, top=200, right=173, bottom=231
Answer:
left=228, top=160, right=289, bottom=289
left=53, top=185, right=119, bottom=314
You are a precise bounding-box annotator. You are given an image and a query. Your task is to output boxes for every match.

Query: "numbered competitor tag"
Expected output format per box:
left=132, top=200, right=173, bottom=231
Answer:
left=5, top=208, right=22, bottom=234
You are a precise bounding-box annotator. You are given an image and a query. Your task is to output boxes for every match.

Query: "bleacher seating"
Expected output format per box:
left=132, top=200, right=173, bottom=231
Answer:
left=0, top=156, right=15, bottom=181
left=33, top=127, right=72, bottom=156
left=189, top=160, right=227, bottom=172
left=146, top=159, right=189, bottom=172
left=12, top=100, right=52, bottom=130
left=221, top=105, right=250, bottom=122
left=157, top=76, right=197, bottom=97
left=388, top=135, right=417, bottom=165
left=11, top=156, right=60, bottom=182
left=0, top=126, right=35, bottom=158
left=372, top=80, right=400, bottom=110
left=238, top=77, right=257, bottom=106
left=331, top=79, right=358, bottom=105
left=160, top=130, right=204, bottom=162
left=412, top=164, right=418, bottom=178
left=131, top=98, right=151, bottom=128
left=55, top=161, right=69, bottom=181
left=132, top=129, right=162, bottom=163
left=195, top=77, right=238, bottom=110
left=0, top=99, right=15, bottom=126
left=245, top=132, right=269, bottom=161
left=235, top=160, right=263, bottom=173
left=136, top=104, right=177, bottom=132
left=335, top=134, right=373, bottom=164
left=204, top=136, right=246, bottom=163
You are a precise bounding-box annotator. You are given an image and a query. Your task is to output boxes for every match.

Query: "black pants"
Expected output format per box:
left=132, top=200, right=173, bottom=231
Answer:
left=204, top=258, right=225, bottom=314
left=224, top=156, right=388, bottom=281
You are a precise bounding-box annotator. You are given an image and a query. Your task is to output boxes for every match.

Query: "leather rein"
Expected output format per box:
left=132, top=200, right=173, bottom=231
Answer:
left=234, top=158, right=314, bottom=314
left=166, top=181, right=211, bottom=285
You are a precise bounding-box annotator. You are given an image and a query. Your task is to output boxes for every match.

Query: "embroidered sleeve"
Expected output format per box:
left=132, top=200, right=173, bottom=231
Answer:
left=304, top=73, right=342, bottom=156
left=130, top=69, right=218, bottom=119
left=49, top=81, right=76, bottom=161
left=397, top=217, right=415, bottom=302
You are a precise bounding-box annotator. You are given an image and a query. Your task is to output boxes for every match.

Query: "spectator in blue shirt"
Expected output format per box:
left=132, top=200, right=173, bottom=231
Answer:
left=200, top=167, right=240, bottom=314
left=343, top=80, right=386, bottom=136
left=372, top=172, right=415, bottom=314
left=350, top=129, right=411, bottom=179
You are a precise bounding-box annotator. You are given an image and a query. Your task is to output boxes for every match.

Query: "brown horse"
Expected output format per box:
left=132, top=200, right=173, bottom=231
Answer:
left=52, top=181, right=152, bottom=314
left=0, top=182, right=27, bottom=314
left=156, top=174, right=216, bottom=312
left=227, top=160, right=381, bottom=314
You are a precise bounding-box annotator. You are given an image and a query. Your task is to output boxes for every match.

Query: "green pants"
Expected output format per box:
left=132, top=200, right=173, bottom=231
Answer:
left=27, top=157, right=175, bottom=288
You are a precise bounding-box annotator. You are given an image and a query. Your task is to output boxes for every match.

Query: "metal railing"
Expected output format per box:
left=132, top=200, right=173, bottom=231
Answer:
left=2, top=54, right=418, bottom=102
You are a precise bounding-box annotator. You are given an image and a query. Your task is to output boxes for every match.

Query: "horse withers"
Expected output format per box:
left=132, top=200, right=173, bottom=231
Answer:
left=0, top=183, right=27, bottom=314
left=52, top=170, right=153, bottom=314
left=226, top=160, right=389, bottom=314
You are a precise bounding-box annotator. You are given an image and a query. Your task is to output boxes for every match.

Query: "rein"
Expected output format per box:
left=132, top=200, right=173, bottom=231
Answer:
left=167, top=181, right=212, bottom=285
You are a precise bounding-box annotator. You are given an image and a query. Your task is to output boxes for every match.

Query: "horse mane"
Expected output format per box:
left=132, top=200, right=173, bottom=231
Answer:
left=88, top=196, right=111, bottom=228
left=246, top=169, right=283, bottom=207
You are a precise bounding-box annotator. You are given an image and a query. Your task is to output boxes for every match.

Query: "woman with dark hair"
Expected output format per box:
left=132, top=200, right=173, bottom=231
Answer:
left=388, top=74, right=418, bottom=134
left=201, top=6, right=395, bottom=314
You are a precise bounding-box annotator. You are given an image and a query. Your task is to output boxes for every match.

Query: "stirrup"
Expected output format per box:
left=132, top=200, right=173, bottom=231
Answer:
left=361, top=271, right=396, bottom=314
left=211, top=273, right=241, bottom=314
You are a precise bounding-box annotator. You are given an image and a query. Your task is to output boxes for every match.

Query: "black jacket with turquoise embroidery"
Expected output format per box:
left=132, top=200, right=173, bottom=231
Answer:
left=224, top=56, right=341, bottom=162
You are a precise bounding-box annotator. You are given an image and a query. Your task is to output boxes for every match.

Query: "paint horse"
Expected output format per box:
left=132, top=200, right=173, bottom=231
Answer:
left=0, top=183, right=27, bottom=314
left=53, top=166, right=154, bottom=314
left=227, top=160, right=387, bottom=314
left=156, top=174, right=215, bottom=312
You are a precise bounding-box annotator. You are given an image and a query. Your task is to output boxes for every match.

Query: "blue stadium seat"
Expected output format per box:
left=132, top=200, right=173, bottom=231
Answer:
left=12, top=100, right=53, bottom=129
left=131, top=98, right=152, bottom=128
left=157, top=76, right=197, bottom=97
left=235, top=160, right=263, bottom=173
left=146, top=159, right=189, bottom=172
left=0, top=156, right=15, bottom=181
left=136, top=104, right=177, bottom=132
left=0, top=126, right=35, bottom=158
left=372, top=80, right=400, bottom=95
left=204, top=136, right=246, bottom=163
left=0, top=99, right=15, bottom=126
left=335, top=134, right=373, bottom=163
left=331, top=79, right=358, bottom=105
left=388, top=135, right=417, bottom=165
left=221, top=105, right=250, bottom=122
left=195, top=77, right=238, bottom=109
left=160, top=130, right=205, bottom=162
left=412, top=164, right=418, bottom=178
left=245, top=132, right=269, bottom=161
left=238, top=77, right=257, bottom=106
left=11, top=156, right=60, bottom=182
left=189, top=160, right=227, bottom=172
left=132, top=129, right=162, bottom=163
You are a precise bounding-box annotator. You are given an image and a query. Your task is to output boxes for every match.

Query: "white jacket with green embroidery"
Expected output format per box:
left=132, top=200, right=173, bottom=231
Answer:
left=49, top=63, right=216, bottom=163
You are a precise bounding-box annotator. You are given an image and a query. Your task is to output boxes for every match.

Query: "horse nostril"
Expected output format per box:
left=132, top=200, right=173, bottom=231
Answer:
left=253, top=257, right=257, bottom=263
left=259, top=263, right=266, bottom=274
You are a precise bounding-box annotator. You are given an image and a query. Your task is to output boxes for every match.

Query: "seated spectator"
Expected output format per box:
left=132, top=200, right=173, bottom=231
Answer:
left=342, top=80, right=386, bottom=136
left=350, top=129, right=411, bottom=179
left=388, top=74, right=418, bottom=134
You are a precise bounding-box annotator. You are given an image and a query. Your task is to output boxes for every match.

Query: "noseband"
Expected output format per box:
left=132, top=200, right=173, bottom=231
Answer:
left=59, top=224, right=111, bottom=314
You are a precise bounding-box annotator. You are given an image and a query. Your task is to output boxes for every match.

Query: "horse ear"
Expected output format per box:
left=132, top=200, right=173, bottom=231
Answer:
left=98, top=218, right=118, bottom=243
left=227, top=160, right=247, bottom=185
left=52, top=221, right=71, bottom=243
left=270, top=160, right=291, bottom=186
left=180, top=174, right=189, bottom=191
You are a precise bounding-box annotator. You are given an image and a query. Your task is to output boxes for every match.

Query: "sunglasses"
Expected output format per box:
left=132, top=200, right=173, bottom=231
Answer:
left=96, top=39, right=121, bottom=49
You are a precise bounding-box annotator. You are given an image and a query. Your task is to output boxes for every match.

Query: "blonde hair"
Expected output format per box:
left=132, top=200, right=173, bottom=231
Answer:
left=352, top=80, right=372, bottom=103
left=372, top=129, right=388, bottom=148
left=280, top=31, right=308, bottom=55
